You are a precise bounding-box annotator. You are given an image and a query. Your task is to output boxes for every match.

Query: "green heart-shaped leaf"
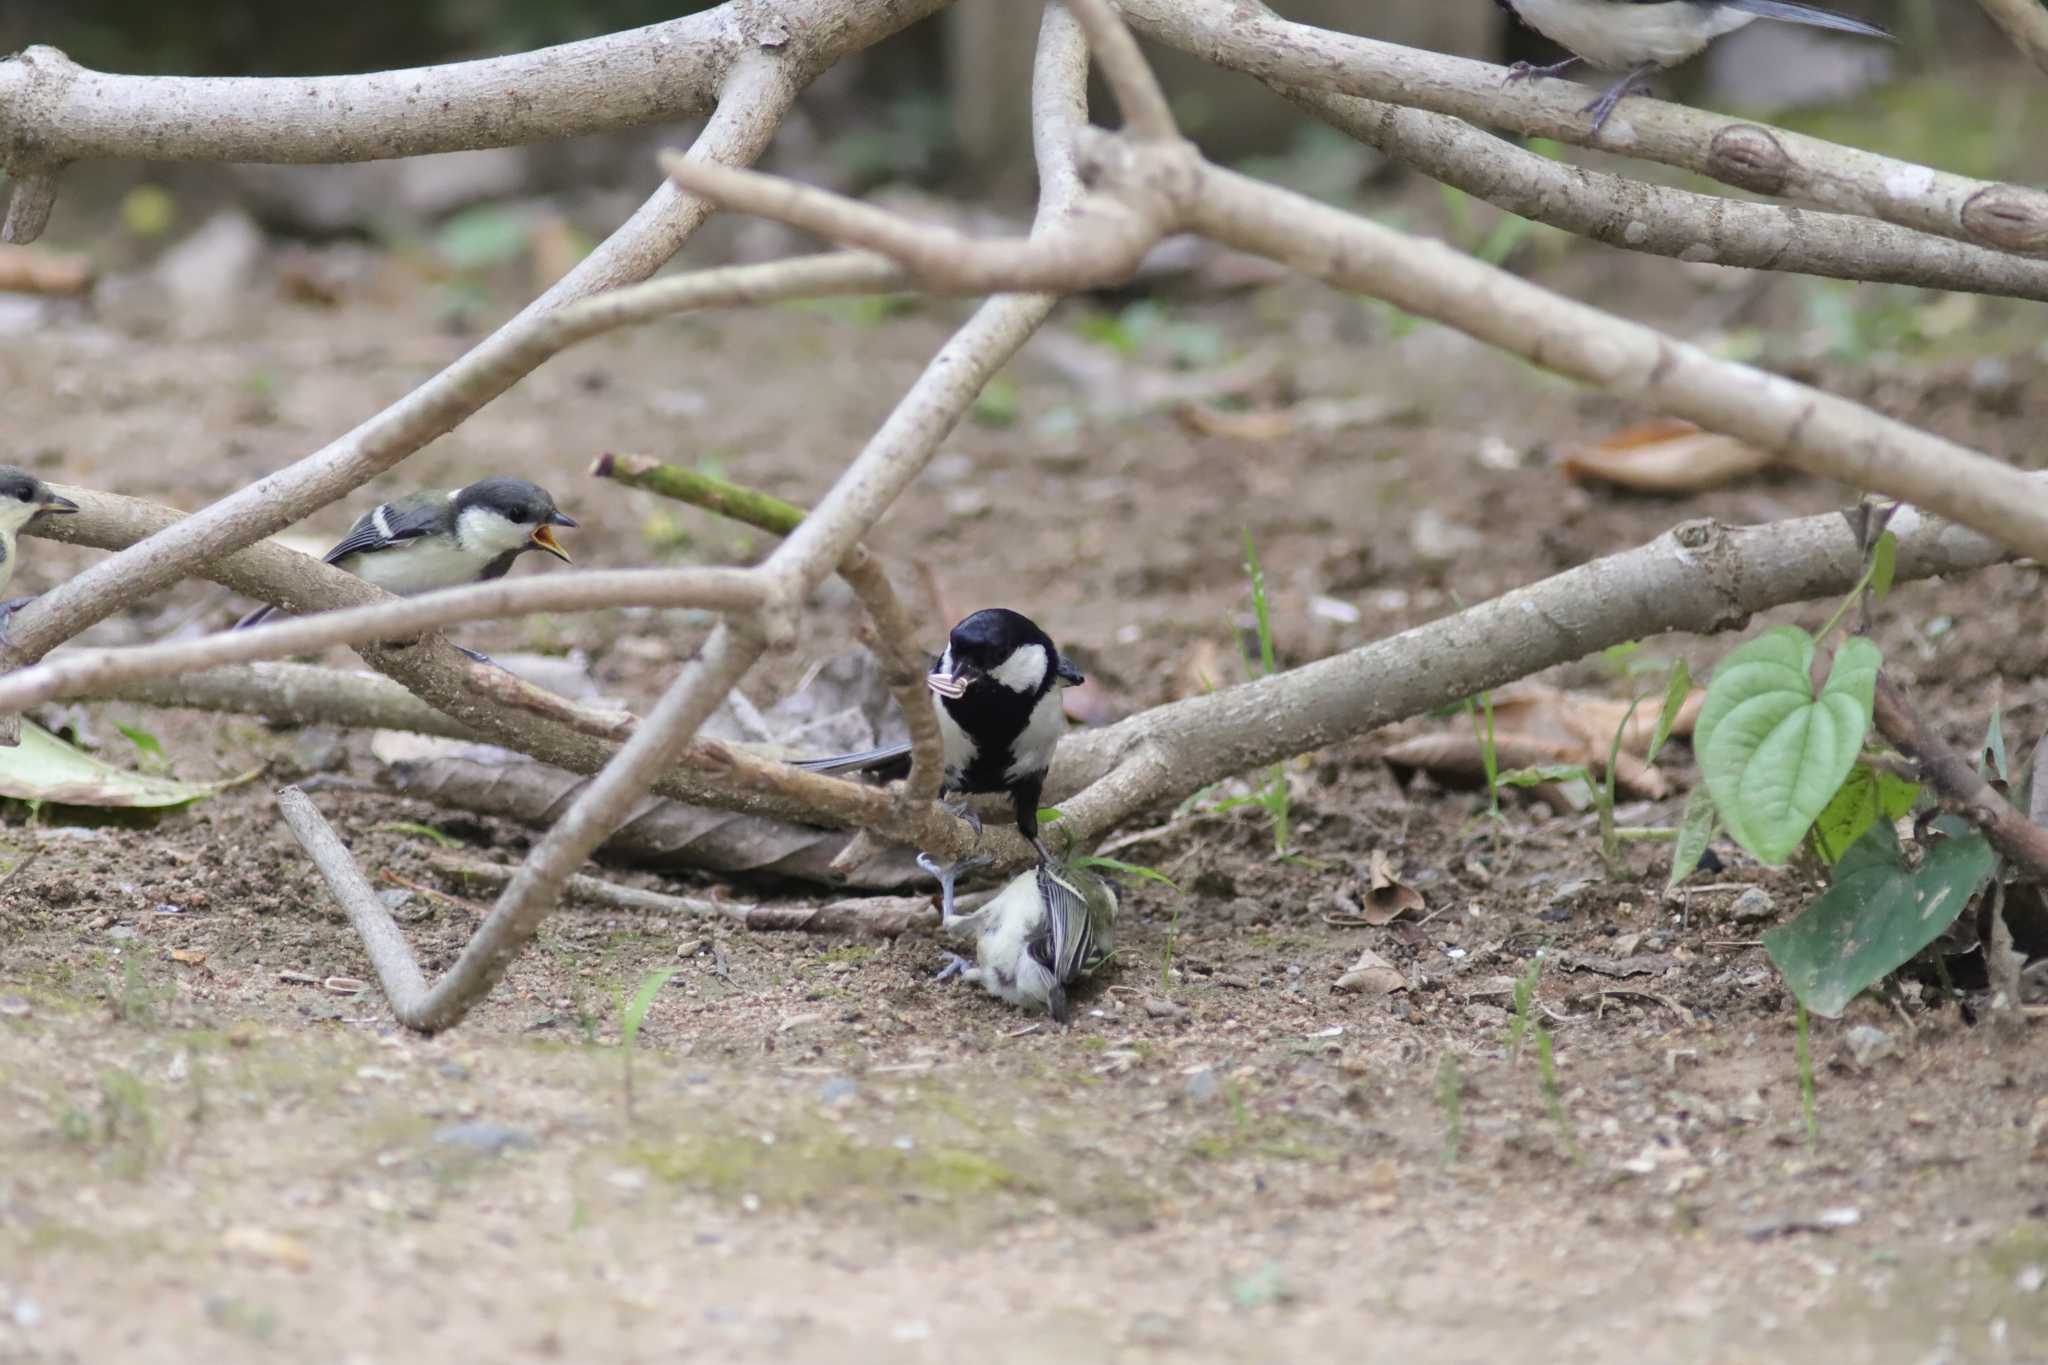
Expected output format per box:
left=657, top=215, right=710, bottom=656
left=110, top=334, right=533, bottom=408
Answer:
left=1695, top=627, right=1879, bottom=864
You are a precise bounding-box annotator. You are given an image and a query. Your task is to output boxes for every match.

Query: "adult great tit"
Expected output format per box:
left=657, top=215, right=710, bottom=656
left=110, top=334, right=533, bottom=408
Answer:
left=796, top=607, right=1085, bottom=862
left=237, top=477, right=576, bottom=628
left=1499, top=0, right=1891, bottom=133
left=0, top=466, right=79, bottom=630
left=918, top=850, right=1118, bottom=1024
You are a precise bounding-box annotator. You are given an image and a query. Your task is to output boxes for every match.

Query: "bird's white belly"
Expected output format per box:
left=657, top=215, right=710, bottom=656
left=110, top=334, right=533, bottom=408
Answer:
left=341, top=538, right=484, bottom=596
left=935, top=700, right=979, bottom=782
left=1004, top=690, right=1066, bottom=783
left=1511, top=0, right=1755, bottom=68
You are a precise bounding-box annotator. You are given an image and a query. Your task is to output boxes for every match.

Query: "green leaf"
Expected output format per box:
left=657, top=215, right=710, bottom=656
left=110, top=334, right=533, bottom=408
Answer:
left=1982, top=706, right=2008, bottom=783
left=1764, top=818, right=1995, bottom=1017
left=1647, top=660, right=1692, bottom=766
left=0, top=722, right=238, bottom=810
left=619, top=968, right=678, bottom=1049
left=1496, top=764, right=1587, bottom=788
left=1868, top=530, right=1897, bottom=603
left=1812, top=764, right=1920, bottom=865
left=1695, top=627, right=1881, bottom=865
left=1666, top=787, right=1719, bottom=892
left=374, top=821, right=459, bottom=849
left=1073, top=856, right=1181, bottom=891
left=113, top=722, right=164, bottom=762
left=436, top=205, right=532, bottom=272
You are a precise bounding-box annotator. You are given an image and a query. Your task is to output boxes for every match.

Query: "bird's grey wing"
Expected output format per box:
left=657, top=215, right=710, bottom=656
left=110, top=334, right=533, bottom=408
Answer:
left=321, top=493, right=444, bottom=563
left=793, top=742, right=914, bottom=776
left=1035, top=862, right=1097, bottom=985
left=1712, top=0, right=1889, bottom=36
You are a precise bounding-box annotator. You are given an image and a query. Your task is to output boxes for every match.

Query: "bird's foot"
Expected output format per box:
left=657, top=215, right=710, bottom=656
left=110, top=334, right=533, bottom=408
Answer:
left=1504, top=56, right=1580, bottom=85
left=931, top=952, right=974, bottom=985
left=0, top=596, right=33, bottom=649
left=1582, top=64, right=1656, bottom=134
left=917, top=849, right=994, bottom=925
left=938, top=797, right=983, bottom=842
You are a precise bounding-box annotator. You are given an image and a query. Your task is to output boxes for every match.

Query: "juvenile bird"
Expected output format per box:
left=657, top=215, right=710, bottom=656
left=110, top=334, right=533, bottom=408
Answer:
left=238, top=477, right=575, bottom=629
left=918, top=850, right=1117, bottom=1024
left=0, top=467, right=79, bottom=632
left=797, top=607, right=1084, bottom=861
left=1498, top=0, right=1891, bottom=133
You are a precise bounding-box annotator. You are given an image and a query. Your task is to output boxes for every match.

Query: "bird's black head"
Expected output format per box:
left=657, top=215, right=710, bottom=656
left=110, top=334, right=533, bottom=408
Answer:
left=930, top=607, right=1078, bottom=701
left=455, top=477, right=577, bottom=562
left=0, top=466, right=78, bottom=523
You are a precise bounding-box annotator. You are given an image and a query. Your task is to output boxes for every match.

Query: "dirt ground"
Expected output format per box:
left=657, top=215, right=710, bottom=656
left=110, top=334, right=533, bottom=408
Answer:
left=5, top=168, right=2048, bottom=1364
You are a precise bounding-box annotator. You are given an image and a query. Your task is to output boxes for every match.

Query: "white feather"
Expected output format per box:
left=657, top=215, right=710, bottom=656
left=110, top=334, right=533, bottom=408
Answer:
left=989, top=643, right=1049, bottom=692
left=1507, top=0, right=1754, bottom=68
left=344, top=535, right=492, bottom=596
left=1004, top=687, right=1066, bottom=784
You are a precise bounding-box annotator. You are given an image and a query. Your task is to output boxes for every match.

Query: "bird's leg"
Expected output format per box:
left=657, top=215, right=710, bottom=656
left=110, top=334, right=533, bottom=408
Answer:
left=931, top=952, right=974, bottom=985
left=1504, top=55, right=1581, bottom=84
left=0, top=596, right=34, bottom=648
left=1011, top=779, right=1052, bottom=866
left=917, top=849, right=993, bottom=928
left=1582, top=62, right=1657, bottom=134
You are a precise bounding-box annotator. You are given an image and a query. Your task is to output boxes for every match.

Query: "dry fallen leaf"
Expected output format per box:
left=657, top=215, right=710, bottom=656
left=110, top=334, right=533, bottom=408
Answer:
left=1560, top=419, right=1773, bottom=494
left=0, top=243, right=94, bottom=295
left=1361, top=849, right=1425, bottom=925
left=1385, top=681, right=1702, bottom=802
left=1334, top=947, right=1406, bottom=996
left=221, top=1225, right=312, bottom=1271
left=168, top=947, right=208, bottom=965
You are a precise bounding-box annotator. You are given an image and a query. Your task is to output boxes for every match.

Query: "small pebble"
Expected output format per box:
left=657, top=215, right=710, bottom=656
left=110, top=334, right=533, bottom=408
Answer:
left=431, top=1120, right=536, bottom=1156
left=107, top=924, right=138, bottom=942
left=819, top=1077, right=858, bottom=1106
left=1844, top=1025, right=1896, bottom=1070
left=1184, top=1068, right=1220, bottom=1105
left=1729, top=888, right=1776, bottom=924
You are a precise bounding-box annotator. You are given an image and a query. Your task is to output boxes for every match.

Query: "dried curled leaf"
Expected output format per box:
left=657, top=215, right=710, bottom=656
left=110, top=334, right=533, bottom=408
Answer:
left=1334, top=947, right=1406, bottom=995
left=1560, top=419, right=1774, bottom=494
left=1361, top=848, right=1425, bottom=925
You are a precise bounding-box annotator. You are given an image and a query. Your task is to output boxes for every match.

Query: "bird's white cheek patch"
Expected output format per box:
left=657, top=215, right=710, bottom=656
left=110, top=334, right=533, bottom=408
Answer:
left=990, top=643, right=1049, bottom=693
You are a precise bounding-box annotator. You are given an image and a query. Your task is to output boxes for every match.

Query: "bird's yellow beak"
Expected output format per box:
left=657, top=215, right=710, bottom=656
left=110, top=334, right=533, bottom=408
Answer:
left=530, top=523, right=573, bottom=563
left=39, top=492, right=79, bottom=515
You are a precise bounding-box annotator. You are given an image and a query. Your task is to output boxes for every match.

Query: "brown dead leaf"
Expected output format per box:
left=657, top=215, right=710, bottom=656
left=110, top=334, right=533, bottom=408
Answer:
left=1390, top=681, right=1702, bottom=802
left=0, top=243, right=94, bottom=295
left=1382, top=731, right=1581, bottom=790
left=1560, top=419, right=1773, bottom=494
left=221, top=1225, right=312, bottom=1271
left=168, top=947, right=208, bottom=966
left=1361, top=848, right=1425, bottom=925
left=1334, top=947, right=1406, bottom=996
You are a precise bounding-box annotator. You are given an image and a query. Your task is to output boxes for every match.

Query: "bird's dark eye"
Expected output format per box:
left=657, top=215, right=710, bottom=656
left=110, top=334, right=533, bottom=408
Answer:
left=13, top=488, right=29, bottom=502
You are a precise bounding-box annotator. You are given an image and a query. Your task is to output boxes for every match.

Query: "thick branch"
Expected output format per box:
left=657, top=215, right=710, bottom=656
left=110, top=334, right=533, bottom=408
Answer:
left=1976, top=0, right=2048, bottom=79
left=87, top=663, right=481, bottom=741
left=0, top=1, right=944, bottom=167
left=1871, top=672, right=2048, bottom=884
left=1269, top=72, right=2048, bottom=301
left=1120, top=0, right=2048, bottom=257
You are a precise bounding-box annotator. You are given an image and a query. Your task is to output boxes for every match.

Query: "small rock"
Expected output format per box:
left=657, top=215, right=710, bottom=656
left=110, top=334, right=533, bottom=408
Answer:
left=1729, top=888, right=1776, bottom=924
left=432, top=1120, right=536, bottom=1156
left=1843, top=1025, right=1897, bottom=1070
left=1184, top=1068, right=1220, bottom=1105
left=107, top=924, right=138, bottom=942
left=2016, top=1264, right=2043, bottom=1294
left=1143, top=995, right=1189, bottom=1020
left=0, top=995, right=30, bottom=1018
left=293, top=727, right=350, bottom=775
left=818, top=1077, right=858, bottom=1106
left=1410, top=509, right=1484, bottom=566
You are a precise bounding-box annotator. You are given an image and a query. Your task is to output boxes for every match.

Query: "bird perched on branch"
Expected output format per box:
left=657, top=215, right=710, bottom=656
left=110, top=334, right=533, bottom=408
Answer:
left=237, top=477, right=576, bottom=629
left=796, top=607, right=1085, bottom=862
left=0, top=466, right=79, bottom=634
left=918, top=850, right=1117, bottom=1024
left=1498, top=0, right=1891, bottom=133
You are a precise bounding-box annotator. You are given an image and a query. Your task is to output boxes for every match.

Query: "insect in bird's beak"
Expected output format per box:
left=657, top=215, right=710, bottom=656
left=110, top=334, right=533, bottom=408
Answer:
left=530, top=515, right=575, bottom=563
left=39, top=492, right=79, bottom=516
left=927, top=667, right=977, bottom=700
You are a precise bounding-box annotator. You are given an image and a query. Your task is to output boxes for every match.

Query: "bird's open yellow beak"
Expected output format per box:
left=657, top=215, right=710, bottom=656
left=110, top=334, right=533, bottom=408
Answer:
left=530, top=523, right=573, bottom=563
left=40, top=492, right=79, bottom=515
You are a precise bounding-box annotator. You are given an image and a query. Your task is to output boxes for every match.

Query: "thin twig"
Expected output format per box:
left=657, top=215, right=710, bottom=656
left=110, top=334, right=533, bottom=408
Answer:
left=1976, top=0, right=2048, bottom=79
left=1062, top=0, right=1180, bottom=141
left=1870, top=672, right=2048, bottom=885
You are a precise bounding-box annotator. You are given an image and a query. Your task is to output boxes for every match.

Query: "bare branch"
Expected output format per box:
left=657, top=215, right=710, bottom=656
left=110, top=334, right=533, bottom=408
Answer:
left=278, top=787, right=431, bottom=1004
left=0, top=170, right=60, bottom=246
left=1120, top=0, right=2048, bottom=257
left=1976, top=0, right=2048, bottom=79
left=1062, top=0, right=1180, bottom=140
left=86, top=663, right=483, bottom=741
left=0, top=53, right=830, bottom=667
left=0, top=1, right=946, bottom=166
left=1870, top=672, right=2048, bottom=885
left=1269, top=71, right=2048, bottom=301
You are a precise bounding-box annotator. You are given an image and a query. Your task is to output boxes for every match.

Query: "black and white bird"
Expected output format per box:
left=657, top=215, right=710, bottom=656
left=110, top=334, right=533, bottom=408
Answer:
left=0, top=466, right=79, bottom=630
left=1498, top=0, right=1891, bottom=133
left=918, top=850, right=1117, bottom=1024
left=237, top=477, right=575, bottom=629
left=796, top=607, right=1084, bottom=861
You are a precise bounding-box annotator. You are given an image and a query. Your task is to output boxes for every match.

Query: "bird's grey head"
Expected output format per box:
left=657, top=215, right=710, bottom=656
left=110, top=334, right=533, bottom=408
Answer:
left=451, top=477, right=576, bottom=562
left=0, top=466, right=79, bottom=533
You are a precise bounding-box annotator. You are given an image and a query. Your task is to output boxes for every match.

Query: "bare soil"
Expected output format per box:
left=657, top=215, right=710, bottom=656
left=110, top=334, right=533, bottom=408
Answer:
left=3, top=223, right=2047, bottom=1363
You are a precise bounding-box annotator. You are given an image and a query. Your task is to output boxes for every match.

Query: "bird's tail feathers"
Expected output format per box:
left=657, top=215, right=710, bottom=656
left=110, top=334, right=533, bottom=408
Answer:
left=792, top=742, right=913, bottom=776
left=236, top=604, right=278, bottom=630
left=1717, top=0, right=1891, bottom=39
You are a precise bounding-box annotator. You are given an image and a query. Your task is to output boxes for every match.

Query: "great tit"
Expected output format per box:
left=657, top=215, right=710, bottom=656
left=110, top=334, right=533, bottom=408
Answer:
left=917, top=850, right=1117, bottom=1024
left=1499, top=0, right=1890, bottom=132
left=0, top=466, right=79, bottom=630
left=237, top=477, right=576, bottom=629
left=795, top=607, right=1084, bottom=861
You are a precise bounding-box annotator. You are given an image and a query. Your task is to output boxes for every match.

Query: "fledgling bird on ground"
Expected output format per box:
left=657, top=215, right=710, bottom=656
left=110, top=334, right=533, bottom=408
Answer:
left=0, top=466, right=80, bottom=633
left=796, top=607, right=1085, bottom=862
left=1497, top=0, right=1891, bottom=133
left=237, top=477, right=575, bottom=629
left=917, top=850, right=1117, bottom=1024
